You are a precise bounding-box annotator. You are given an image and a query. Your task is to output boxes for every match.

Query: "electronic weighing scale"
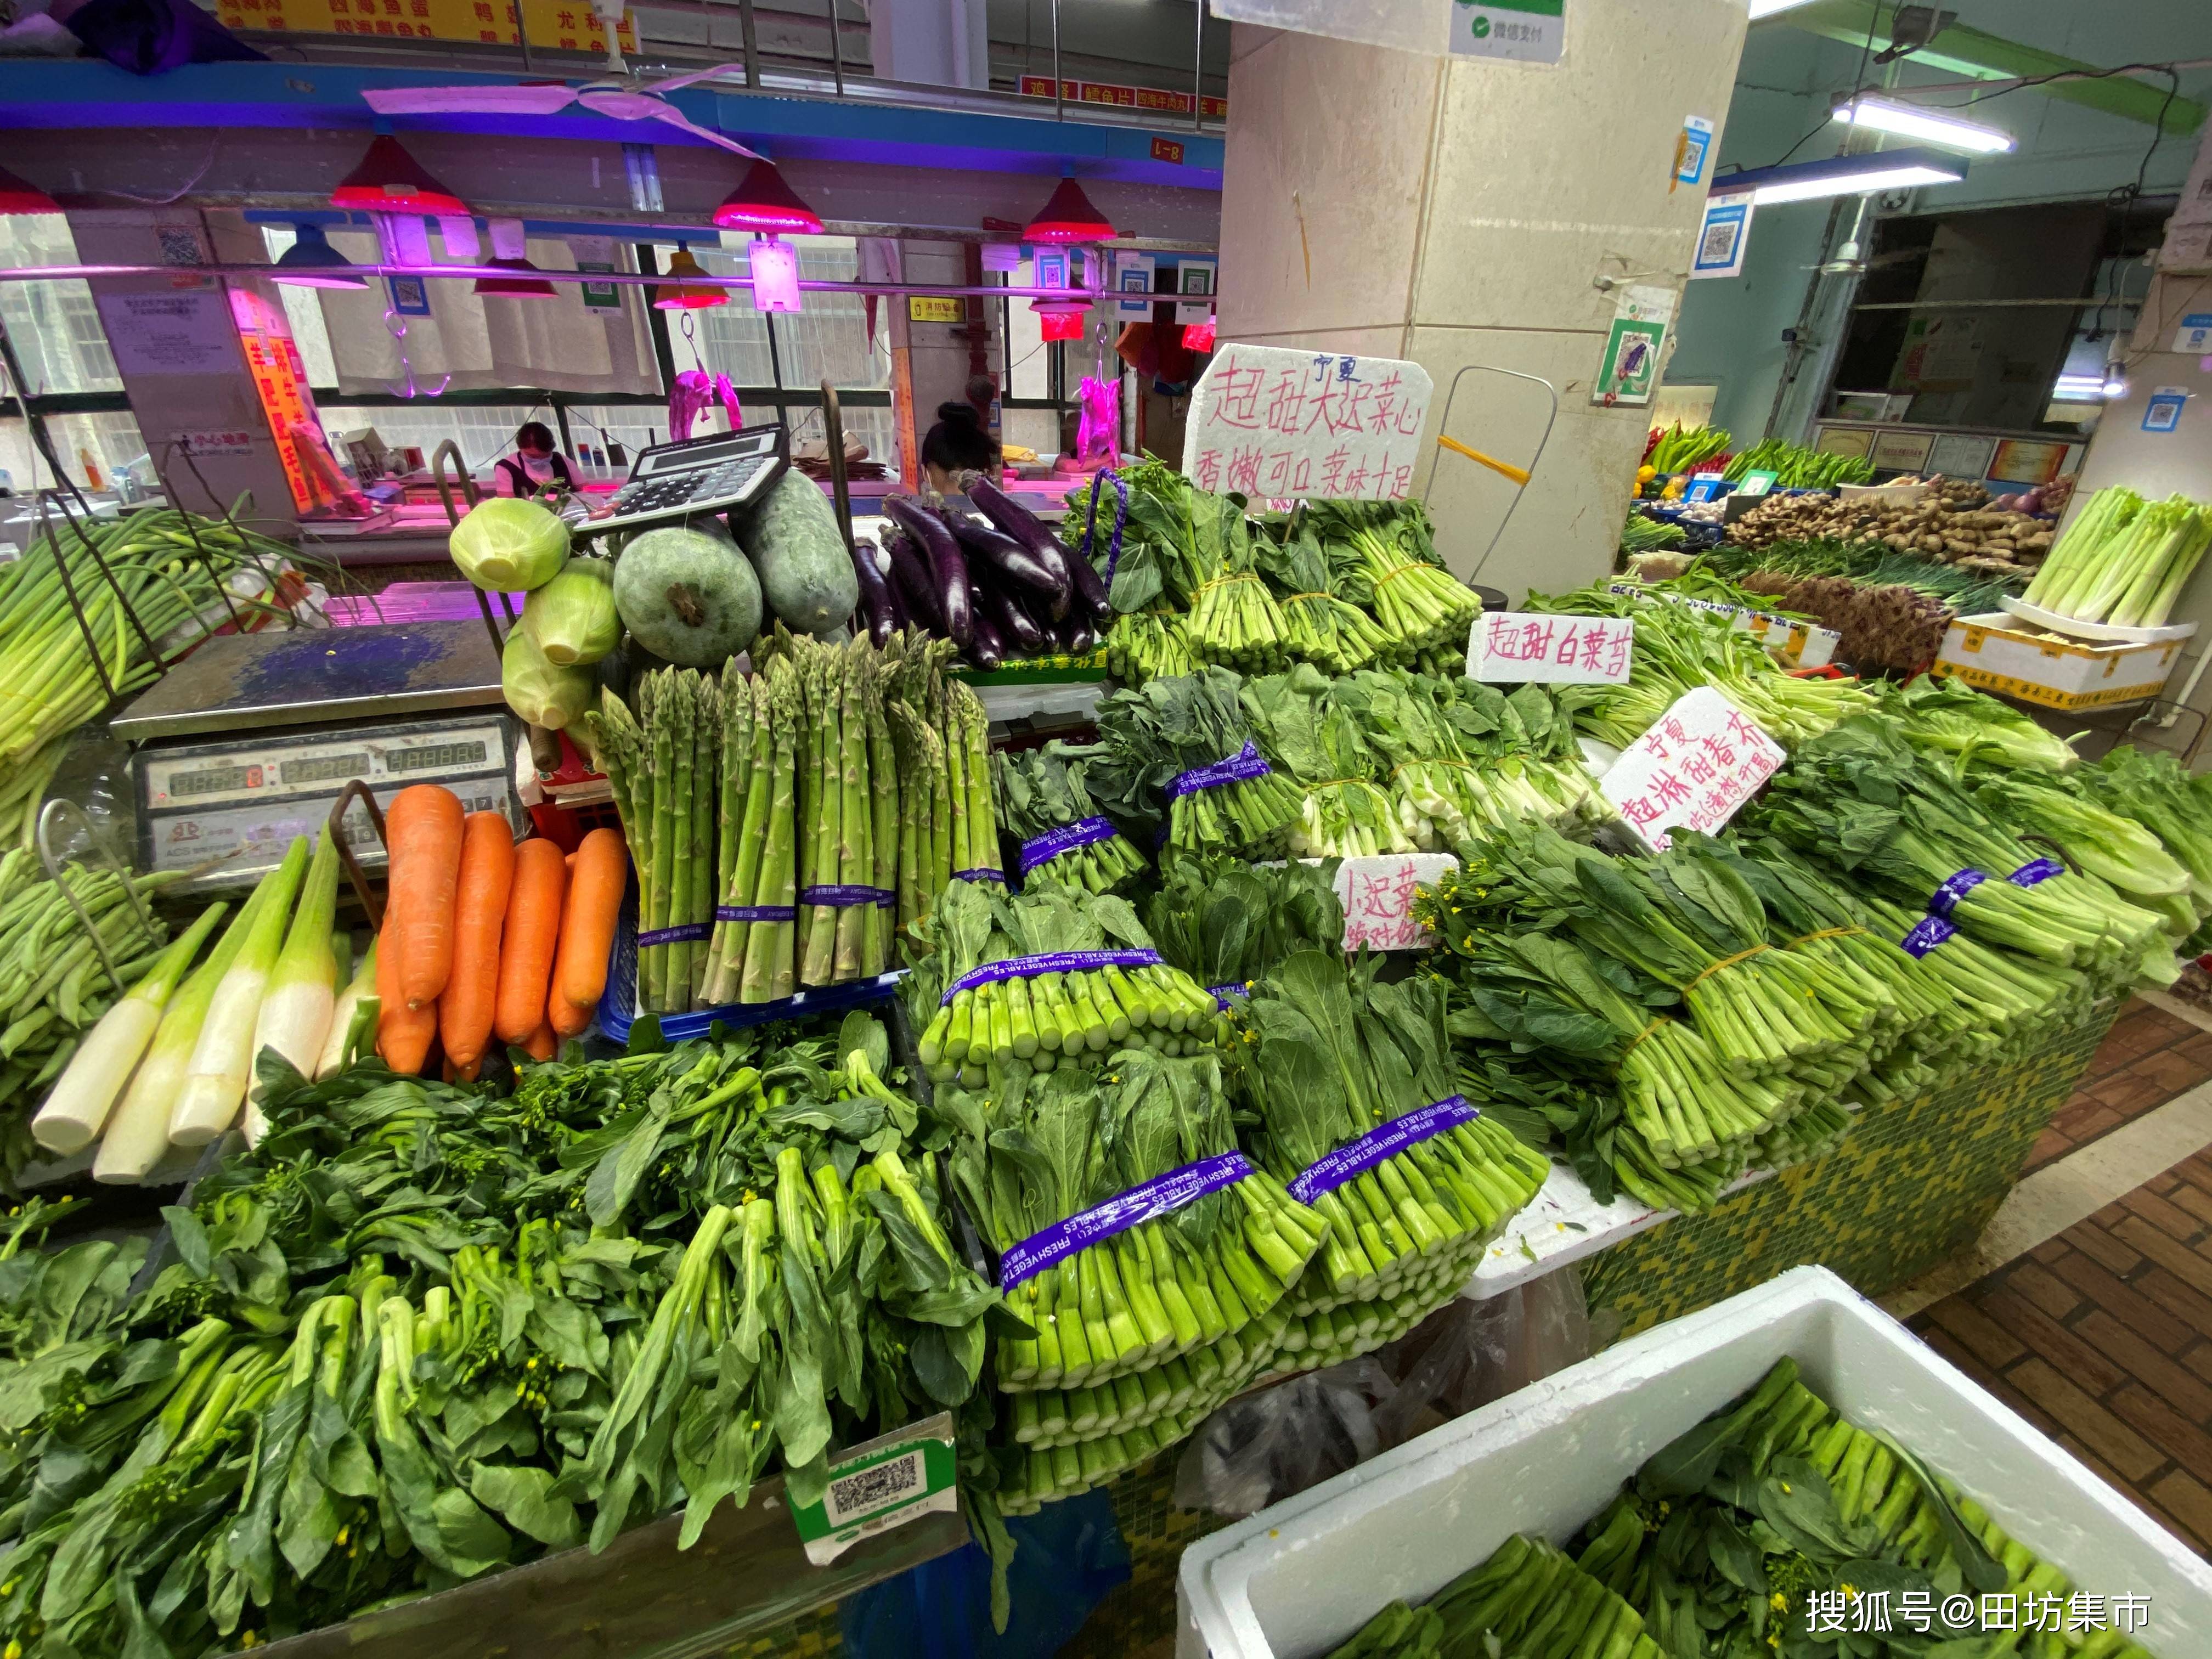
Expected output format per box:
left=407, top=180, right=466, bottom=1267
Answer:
left=110, top=619, right=520, bottom=890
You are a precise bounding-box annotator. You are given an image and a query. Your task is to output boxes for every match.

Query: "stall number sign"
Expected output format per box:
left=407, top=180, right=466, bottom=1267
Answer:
left=789, top=1412, right=957, bottom=1566
left=1468, top=612, right=1633, bottom=685
left=1183, top=344, right=1433, bottom=499
left=1600, top=687, right=1785, bottom=851
left=1336, top=854, right=1458, bottom=953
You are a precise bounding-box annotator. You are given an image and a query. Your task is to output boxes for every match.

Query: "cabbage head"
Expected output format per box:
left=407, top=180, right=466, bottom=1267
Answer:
left=502, top=626, right=595, bottom=729
left=453, top=496, right=570, bottom=591
left=523, top=558, right=621, bottom=665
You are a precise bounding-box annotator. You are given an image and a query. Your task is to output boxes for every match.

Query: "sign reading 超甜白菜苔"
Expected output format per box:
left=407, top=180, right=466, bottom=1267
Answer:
left=1182, top=345, right=1434, bottom=500
left=1468, top=612, right=1634, bottom=686
left=1600, top=687, right=1785, bottom=851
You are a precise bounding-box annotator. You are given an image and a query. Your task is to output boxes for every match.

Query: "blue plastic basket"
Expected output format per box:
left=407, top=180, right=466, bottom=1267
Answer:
left=595, top=879, right=906, bottom=1044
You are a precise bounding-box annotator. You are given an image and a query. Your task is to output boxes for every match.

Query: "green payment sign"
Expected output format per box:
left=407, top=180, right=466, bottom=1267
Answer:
left=1451, top=0, right=1564, bottom=64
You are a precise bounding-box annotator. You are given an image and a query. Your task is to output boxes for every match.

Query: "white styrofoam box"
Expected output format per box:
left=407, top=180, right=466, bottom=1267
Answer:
left=1177, top=1266, right=2212, bottom=1659
left=1936, top=612, right=2187, bottom=712
left=1838, top=481, right=1932, bottom=507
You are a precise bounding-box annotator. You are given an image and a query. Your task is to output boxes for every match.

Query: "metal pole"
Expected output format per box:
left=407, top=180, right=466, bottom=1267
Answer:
left=1051, top=0, right=1063, bottom=120
left=738, top=0, right=760, bottom=86
left=828, top=0, right=845, bottom=96
left=512, top=0, right=534, bottom=73
left=1192, top=0, right=1204, bottom=131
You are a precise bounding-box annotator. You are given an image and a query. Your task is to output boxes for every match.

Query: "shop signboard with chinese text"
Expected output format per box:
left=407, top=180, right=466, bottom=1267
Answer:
left=1468, top=612, right=1633, bottom=685
left=215, top=0, right=635, bottom=52
left=1183, top=344, right=1432, bottom=499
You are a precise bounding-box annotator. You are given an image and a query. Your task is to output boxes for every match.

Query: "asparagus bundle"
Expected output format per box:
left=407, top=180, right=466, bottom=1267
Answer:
left=1310, top=499, right=1478, bottom=657
left=714, top=657, right=800, bottom=1005
left=909, top=879, right=1219, bottom=1090
left=997, top=742, right=1147, bottom=895
left=1256, top=518, right=1391, bottom=673
left=1088, top=668, right=1305, bottom=857
left=591, top=669, right=721, bottom=1012
left=1241, top=664, right=1411, bottom=857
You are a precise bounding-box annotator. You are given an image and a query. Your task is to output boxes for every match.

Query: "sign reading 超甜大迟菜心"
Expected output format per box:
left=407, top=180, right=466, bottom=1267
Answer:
left=1468, top=611, right=1634, bottom=686
left=1448, top=0, right=1564, bottom=65
left=1600, top=687, right=1786, bottom=851
left=1336, top=854, right=1458, bottom=953
left=1182, top=345, right=1433, bottom=500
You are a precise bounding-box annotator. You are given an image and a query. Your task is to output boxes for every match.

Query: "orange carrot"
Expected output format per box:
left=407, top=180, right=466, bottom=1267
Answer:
left=375, top=912, right=437, bottom=1076
left=386, top=785, right=465, bottom=1012
left=494, top=838, right=568, bottom=1045
left=523, top=1021, right=557, bottom=1061
left=554, top=827, right=628, bottom=1013
left=549, top=991, right=594, bottom=1040
left=438, top=812, right=515, bottom=1073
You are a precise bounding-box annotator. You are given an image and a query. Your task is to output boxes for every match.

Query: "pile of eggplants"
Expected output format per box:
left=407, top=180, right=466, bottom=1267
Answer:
left=855, top=473, right=1115, bottom=671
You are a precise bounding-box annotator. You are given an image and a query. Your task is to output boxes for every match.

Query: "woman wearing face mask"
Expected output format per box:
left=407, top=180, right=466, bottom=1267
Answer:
left=492, top=420, right=575, bottom=498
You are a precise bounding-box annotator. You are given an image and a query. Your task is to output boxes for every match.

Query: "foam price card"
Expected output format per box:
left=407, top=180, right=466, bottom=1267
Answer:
left=1599, top=687, right=1785, bottom=850
left=1335, top=854, right=1458, bottom=952
left=1468, top=611, right=1634, bottom=685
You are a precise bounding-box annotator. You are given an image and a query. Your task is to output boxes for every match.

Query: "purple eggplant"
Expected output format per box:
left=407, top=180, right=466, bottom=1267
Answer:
left=1064, top=613, right=1097, bottom=656
left=945, top=512, right=1071, bottom=621
left=968, top=609, right=1006, bottom=672
left=851, top=537, right=898, bottom=648
left=976, top=580, right=1045, bottom=657
left=884, top=494, right=972, bottom=648
left=883, top=524, right=946, bottom=634
left=963, top=471, right=1112, bottom=623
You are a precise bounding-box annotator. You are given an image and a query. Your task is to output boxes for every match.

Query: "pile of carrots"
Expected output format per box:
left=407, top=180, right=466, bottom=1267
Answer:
left=376, top=784, right=625, bottom=1076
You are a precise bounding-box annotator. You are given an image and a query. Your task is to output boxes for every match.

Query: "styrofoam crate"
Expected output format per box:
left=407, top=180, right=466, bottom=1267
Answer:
left=1177, top=1266, right=2212, bottom=1659
left=1934, top=612, right=2187, bottom=711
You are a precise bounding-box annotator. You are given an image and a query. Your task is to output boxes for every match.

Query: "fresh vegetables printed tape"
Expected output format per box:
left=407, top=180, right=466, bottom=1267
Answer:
left=2008, top=857, right=2065, bottom=888
left=1901, top=916, right=1958, bottom=958
left=954, top=868, right=1006, bottom=884
left=717, top=904, right=798, bottom=923
left=1925, top=868, right=1987, bottom=920
left=1018, top=817, right=1121, bottom=875
left=1287, top=1096, right=1480, bottom=1206
left=800, top=885, right=897, bottom=909
left=940, top=948, right=1166, bottom=1004
left=1209, top=981, right=1250, bottom=1009
left=637, top=922, right=713, bottom=947
left=998, top=1150, right=1254, bottom=1290
left=1165, top=741, right=1273, bottom=800
left=1080, top=468, right=1130, bottom=584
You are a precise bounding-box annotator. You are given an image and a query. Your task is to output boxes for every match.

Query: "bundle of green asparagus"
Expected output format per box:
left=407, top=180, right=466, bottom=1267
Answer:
left=592, top=666, right=721, bottom=1012
left=997, top=742, right=1147, bottom=895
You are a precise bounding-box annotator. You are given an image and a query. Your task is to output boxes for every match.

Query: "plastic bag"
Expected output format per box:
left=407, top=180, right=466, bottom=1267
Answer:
left=1174, top=1274, right=1594, bottom=1519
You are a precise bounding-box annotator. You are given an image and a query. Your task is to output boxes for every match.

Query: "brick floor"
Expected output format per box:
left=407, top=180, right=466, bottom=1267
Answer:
left=2023, top=997, right=2210, bottom=1174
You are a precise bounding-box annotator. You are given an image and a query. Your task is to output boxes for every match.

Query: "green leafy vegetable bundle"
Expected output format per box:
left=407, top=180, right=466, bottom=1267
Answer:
left=1310, top=499, right=1479, bottom=659
left=995, top=742, right=1147, bottom=895
left=1088, top=668, right=1305, bottom=856
left=1102, top=607, right=1198, bottom=685
left=1255, top=519, right=1392, bottom=673
left=2074, top=744, right=2212, bottom=944
left=1878, top=675, right=2079, bottom=775
left=1242, top=664, right=1413, bottom=857
left=0, top=1015, right=999, bottom=1659
left=1076, top=460, right=1288, bottom=672
left=909, top=879, right=1221, bottom=1090
left=1142, top=853, right=1345, bottom=1007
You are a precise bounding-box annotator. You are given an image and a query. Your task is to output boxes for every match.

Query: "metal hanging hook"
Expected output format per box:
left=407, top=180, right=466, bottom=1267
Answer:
left=37, top=798, right=155, bottom=998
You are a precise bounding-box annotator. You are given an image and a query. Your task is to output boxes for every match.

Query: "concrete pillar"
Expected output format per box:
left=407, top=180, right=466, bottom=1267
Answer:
left=1216, top=5, right=1748, bottom=601
left=868, top=0, right=989, bottom=90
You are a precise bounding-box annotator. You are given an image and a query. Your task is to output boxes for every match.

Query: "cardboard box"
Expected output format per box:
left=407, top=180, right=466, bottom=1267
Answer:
left=1178, top=1268, right=2212, bottom=1659
left=1934, top=611, right=2184, bottom=710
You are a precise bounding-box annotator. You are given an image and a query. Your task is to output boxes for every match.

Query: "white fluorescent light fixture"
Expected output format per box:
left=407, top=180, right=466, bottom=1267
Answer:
left=1831, top=94, right=2015, bottom=154
left=2052, top=375, right=2107, bottom=402
left=1748, top=0, right=1817, bottom=16
left=1714, top=146, right=1968, bottom=207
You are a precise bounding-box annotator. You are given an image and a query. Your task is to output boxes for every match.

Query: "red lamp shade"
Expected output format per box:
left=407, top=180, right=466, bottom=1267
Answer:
left=473, top=256, right=557, bottom=298
left=653, top=245, right=727, bottom=311
left=713, top=160, right=825, bottom=235
left=0, top=165, right=60, bottom=216
left=330, top=135, right=470, bottom=217
left=1023, top=176, right=1115, bottom=244
left=1181, top=315, right=1217, bottom=353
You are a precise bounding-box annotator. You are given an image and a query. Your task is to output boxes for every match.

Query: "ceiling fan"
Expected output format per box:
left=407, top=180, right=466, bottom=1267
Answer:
left=362, top=63, right=760, bottom=159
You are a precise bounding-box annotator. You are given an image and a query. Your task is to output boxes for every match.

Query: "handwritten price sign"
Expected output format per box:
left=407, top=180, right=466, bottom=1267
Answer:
left=1468, top=612, right=1634, bottom=685
left=1600, top=687, right=1785, bottom=851
left=1182, top=344, right=1433, bottom=501
left=1335, top=854, right=1458, bottom=952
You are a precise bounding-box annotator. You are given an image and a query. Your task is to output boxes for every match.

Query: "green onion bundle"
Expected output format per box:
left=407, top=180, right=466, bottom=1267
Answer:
left=1311, top=499, right=1478, bottom=657
left=1241, top=664, right=1412, bottom=857
left=910, top=880, right=1220, bottom=1090
left=996, top=743, right=1147, bottom=895
left=1089, top=668, right=1304, bottom=856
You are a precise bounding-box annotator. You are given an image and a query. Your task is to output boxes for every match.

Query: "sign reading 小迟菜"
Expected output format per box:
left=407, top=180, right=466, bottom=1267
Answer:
left=1336, top=854, right=1459, bottom=953
left=1448, top=0, right=1564, bottom=65
left=1469, top=611, right=1634, bottom=686
left=788, top=1412, right=958, bottom=1566
left=1183, top=343, right=1433, bottom=500
left=1600, top=687, right=1786, bottom=851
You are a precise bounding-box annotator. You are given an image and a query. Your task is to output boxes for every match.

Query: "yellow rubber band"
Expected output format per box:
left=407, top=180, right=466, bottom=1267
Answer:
left=1283, top=590, right=1333, bottom=603
left=1685, top=943, right=1771, bottom=990
left=1623, top=1016, right=1670, bottom=1057
left=1374, top=562, right=1431, bottom=588
left=1390, top=758, right=1471, bottom=779
left=1307, top=777, right=1376, bottom=792
left=1785, top=926, right=1865, bottom=948
left=1195, top=572, right=1262, bottom=595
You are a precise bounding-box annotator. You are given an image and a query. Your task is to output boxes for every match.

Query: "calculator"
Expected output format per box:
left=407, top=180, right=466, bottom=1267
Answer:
left=593, top=423, right=789, bottom=534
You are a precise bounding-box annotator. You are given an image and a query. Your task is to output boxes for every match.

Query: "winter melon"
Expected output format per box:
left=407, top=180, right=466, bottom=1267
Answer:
left=738, top=470, right=860, bottom=635
left=612, top=522, right=762, bottom=667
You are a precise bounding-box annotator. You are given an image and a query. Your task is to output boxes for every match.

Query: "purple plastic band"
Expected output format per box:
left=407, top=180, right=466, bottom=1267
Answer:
left=1901, top=916, right=1957, bottom=958
left=1018, top=817, right=1121, bottom=875
left=1209, top=981, right=1249, bottom=1009
left=801, top=885, right=896, bottom=909
left=1287, top=1096, right=1480, bottom=1206
left=2009, top=857, right=2065, bottom=888
left=954, top=868, right=1006, bottom=884
left=637, top=923, right=712, bottom=947
left=1165, top=741, right=1272, bottom=800
left=998, top=1150, right=1253, bottom=1291
left=941, top=948, right=1165, bottom=1005
left=1926, top=868, right=1987, bottom=921
left=1080, top=469, right=1130, bottom=586
left=717, top=904, right=796, bottom=923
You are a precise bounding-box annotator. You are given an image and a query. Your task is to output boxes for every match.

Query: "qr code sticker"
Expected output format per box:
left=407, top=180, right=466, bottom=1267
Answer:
left=1699, top=221, right=1740, bottom=264
left=825, top=1450, right=923, bottom=1525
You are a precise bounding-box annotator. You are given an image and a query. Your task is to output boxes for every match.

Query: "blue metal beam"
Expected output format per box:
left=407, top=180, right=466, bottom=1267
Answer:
left=0, top=62, right=1222, bottom=189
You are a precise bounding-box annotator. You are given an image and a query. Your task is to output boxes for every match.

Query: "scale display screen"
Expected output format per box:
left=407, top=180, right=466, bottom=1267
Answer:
left=280, top=752, right=370, bottom=786
left=171, top=764, right=256, bottom=798
left=389, top=740, right=488, bottom=774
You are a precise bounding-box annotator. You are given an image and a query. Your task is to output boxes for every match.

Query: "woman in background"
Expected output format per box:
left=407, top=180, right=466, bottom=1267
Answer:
left=493, top=420, right=575, bottom=498
left=919, top=400, right=998, bottom=493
